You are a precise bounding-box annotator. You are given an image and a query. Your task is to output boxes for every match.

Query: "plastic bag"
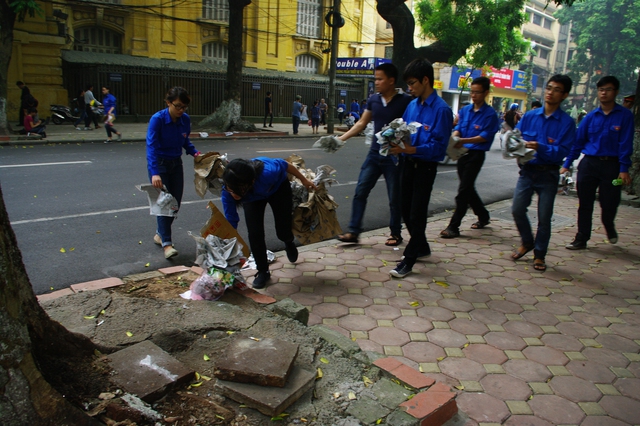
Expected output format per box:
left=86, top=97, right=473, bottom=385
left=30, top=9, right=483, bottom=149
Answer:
left=189, top=267, right=248, bottom=301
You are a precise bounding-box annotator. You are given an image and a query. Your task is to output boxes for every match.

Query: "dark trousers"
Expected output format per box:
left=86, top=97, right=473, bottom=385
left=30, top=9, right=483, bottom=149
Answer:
left=19, top=105, right=26, bottom=126
left=338, top=112, right=344, bottom=124
left=243, top=180, right=295, bottom=273
left=576, top=156, right=621, bottom=241
left=264, top=111, right=273, bottom=126
left=401, top=158, right=438, bottom=266
left=148, top=157, right=184, bottom=247
left=448, top=150, right=489, bottom=230
left=85, top=105, right=98, bottom=128
left=106, top=122, right=119, bottom=138
left=292, top=116, right=300, bottom=134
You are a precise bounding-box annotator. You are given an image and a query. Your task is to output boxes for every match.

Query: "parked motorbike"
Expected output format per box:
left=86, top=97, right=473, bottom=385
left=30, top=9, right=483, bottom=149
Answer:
left=50, top=101, right=79, bottom=125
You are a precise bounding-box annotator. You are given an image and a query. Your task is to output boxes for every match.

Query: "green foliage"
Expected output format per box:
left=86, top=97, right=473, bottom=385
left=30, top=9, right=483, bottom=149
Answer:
left=555, top=0, right=640, bottom=97
left=416, top=0, right=529, bottom=69
left=9, top=0, right=43, bottom=23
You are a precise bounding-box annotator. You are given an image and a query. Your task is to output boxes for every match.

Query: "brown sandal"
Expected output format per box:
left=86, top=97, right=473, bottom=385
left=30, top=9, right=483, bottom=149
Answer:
left=385, top=235, right=403, bottom=246
left=512, top=244, right=534, bottom=260
left=533, top=258, right=547, bottom=272
left=337, top=232, right=359, bottom=243
left=471, top=220, right=490, bottom=229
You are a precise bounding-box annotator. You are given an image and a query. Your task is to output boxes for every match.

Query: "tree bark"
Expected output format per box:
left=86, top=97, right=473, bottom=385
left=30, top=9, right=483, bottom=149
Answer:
left=0, top=1, right=17, bottom=136
left=225, top=0, right=251, bottom=102
left=0, top=183, right=101, bottom=425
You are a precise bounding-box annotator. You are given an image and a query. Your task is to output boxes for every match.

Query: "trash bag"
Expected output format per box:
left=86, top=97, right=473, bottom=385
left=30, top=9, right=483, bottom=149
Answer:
left=193, top=151, right=229, bottom=198
left=189, top=267, right=249, bottom=301
left=137, top=184, right=179, bottom=217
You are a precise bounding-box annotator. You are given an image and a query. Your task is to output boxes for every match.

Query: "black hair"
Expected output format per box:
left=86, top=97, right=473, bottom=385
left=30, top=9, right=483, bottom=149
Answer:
left=403, top=58, right=435, bottom=88
left=471, top=76, right=491, bottom=92
left=222, top=159, right=264, bottom=198
left=102, top=86, right=110, bottom=92
left=531, top=101, right=543, bottom=108
left=166, top=87, right=191, bottom=105
left=85, top=84, right=93, bottom=91
left=16, top=81, right=24, bottom=86
left=547, top=74, right=572, bottom=93
left=597, top=75, right=620, bottom=90
left=266, top=91, right=271, bottom=96
left=375, top=62, right=399, bottom=84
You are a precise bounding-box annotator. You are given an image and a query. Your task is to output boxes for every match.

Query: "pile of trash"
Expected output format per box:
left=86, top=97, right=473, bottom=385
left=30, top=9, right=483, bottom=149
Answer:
left=502, top=129, right=536, bottom=164
left=376, top=118, right=420, bottom=165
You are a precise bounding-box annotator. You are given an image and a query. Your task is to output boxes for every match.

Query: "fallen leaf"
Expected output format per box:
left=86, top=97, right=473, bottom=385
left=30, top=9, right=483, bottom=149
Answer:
left=333, top=392, right=341, bottom=399
left=226, top=331, right=234, bottom=335
left=316, top=368, right=323, bottom=379
left=190, top=381, right=203, bottom=387
left=100, top=310, right=105, bottom=315
left=145, top=263, right=150, bottom=267
left=249, top=336, right=260, bottom=341
left=408, top=301, right=420, bottom=307
left=215, top=414, right=225, bottom=420
left=70, top=248, right=75, bottom=251
left=398, top=283, right=402, bottom=288
left=195, top=372, right=201, bottom=380
left=419, top=365, right=424, bottom=372
left=139, top=241, right=142, bottom=244
left=406, top=394, right=415, bottom=400
left=50, top=286, right=54, bottom=290
left=381, top=260, right=387, bottom=266
left=60, top=248, right=66, bottom=253
left=126, top=331, right=133, bottom=337
left=376, top=419, right=382, bottom=424
left=203, top=354, right=210, bottom=361
left=348, top=392, right=356, bottom=400
left=455, top=385, right=464, bottom=390
left=363, top=376, right=373, bottom=387
left=84, top=315, right=96, bottom=319
left=320, top=357, right=329, bottom=364
left=437, top=356, right=444, bottom=361
left=435, top=281, right=449, bottom=287
left=200, top=375, right=212, bottom=381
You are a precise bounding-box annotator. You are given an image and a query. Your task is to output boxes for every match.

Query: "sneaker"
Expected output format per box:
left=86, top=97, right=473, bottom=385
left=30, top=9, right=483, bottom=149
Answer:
left=41, top=132, right=47, bottom=138
left=252, top=271, right=271, bottom=289
left=83, top=127, right=92, bottom=131
left=390, top=261, right=413, bottom=278
left=153, top=234, right=162, bottom=245
left=566, top=238, right=587, bottom=250
left=76, top=126, right=82, bottom=130
left=607, top=230, right=618, bottom=244
left=263, top=125, right=268, bottom=127
left=117, top=133, right=122, bottom=141
left=285, top=241, right=298, bottom=263
left=164, top=246, right=178, bottom=259
left=104, top=140, right=111, bottom=143
left=269, top=125, right=273, bottom=128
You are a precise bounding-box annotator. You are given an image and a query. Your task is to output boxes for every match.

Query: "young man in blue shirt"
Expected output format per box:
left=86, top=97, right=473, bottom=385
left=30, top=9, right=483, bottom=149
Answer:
left=562, top=76, right=634, bottom=249
left=388, top=58, right=453, bottom=278
left=337, top=99, right=347, bottom=124
left=511, top=75, right=576, bottom=272
left=440, top=76, right=500, bottom=238
left=292, top=95, right=303, bottom=135
left=336, top=63, right=412, bottom=246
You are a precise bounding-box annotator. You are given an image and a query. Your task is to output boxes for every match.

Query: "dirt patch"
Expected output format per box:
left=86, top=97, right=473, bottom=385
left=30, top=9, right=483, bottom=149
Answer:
left=42, top=272, right=374, bottom=425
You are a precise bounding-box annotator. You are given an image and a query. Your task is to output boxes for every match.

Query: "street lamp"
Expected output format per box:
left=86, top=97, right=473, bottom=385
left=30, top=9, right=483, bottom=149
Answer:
left=525, top=40, right=536, bottom=111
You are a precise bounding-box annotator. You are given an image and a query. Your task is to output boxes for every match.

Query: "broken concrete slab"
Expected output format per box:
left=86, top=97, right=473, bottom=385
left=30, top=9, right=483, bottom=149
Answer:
left=346, top=395, right=393, bottom=424
left=108, top=340, right=194, bottom=402
left=214, top=336, right=298, bottom=387
left=215, top=365, right=316, bottom=416
left=269, top=298, right=309, bottom=325
left=371, top=378, right=414, bottom=410
left=311, top=325, right=360, bottom=355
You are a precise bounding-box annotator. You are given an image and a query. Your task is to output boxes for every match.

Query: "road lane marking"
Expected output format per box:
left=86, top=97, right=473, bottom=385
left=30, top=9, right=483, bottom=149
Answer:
left=0, top=161, right=92, bottom=168
left=256, top=148, right=321, bottom=153
left=9, top=164, right=509, bottom=225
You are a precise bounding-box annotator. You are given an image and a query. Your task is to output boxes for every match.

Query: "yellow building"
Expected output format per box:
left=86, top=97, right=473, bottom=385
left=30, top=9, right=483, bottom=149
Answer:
left=8, top=0, right=383, bottom=121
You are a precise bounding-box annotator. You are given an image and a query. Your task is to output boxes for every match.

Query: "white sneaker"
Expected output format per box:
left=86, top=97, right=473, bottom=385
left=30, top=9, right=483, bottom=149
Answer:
left=117, top=133, right=122, bottom=141
left=164, top=246, right=178, bottom=259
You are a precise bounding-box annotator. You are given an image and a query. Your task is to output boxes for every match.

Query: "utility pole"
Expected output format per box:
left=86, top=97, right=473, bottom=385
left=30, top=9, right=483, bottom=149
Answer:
left=326, top=0, right=341, bottom=134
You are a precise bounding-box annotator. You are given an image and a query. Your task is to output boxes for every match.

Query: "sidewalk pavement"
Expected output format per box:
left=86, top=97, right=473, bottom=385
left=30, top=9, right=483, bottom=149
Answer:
left=1, top=120, right=343, bottom=145
left=255, top=193, right=640, bottom=425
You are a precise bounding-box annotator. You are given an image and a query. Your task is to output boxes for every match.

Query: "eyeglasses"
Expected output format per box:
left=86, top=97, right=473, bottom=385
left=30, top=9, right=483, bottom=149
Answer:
left=171, top=102, right=189, bottom=111
left=544, top=86, right=565, bottom=94
left=406, top=80, right=419, bottom=86
left=470, top=90, right=487, bottom=95
left=223, top=184, right=250, bottom=197
left=597, top=87, right=615, bottom=93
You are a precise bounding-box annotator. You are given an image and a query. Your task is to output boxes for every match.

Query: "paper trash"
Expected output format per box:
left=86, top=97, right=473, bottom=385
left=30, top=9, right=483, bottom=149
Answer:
left=446, top=135, right=469, bottom=161
left=137, top=184, right=179, bottom=217
left=502, top=129, right=536, bottom=165
left=313, top=135, right=345, bottom=153
left=193, top=151, right=229, bottom=198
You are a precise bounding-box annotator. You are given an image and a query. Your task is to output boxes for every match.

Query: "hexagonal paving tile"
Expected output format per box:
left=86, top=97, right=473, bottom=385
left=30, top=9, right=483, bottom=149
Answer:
left=503, top=415, right=553, bottom=426
left=614, top=377, right=640, bottom=400
left=437, top=298, right=474, bottom=312
left=470, top=309, right=508, bottom=325
left=480, top=373, right=532, bottom=401
left=596, top=334, right=640, bottom=353
left=449, top=317, right=489, bottom=335
left=484, top=332, right=527, bottom=351
left=580, top=416, right=630, bottom=426
left=599, top=395, right=640, bottom=424
left=439, top=357, right=487, bottom=381
left=459, top=290, right=491, bottom=303
left=402, top=342, right=446, bottom=363
left=487, top=300, right=524, bottom=314
left=610, top=323, right=640, bottom=340
left=338, top=314, right=377, bottom=331
left=463, top=343, right=508, bottom=364
left=337, top=294, right=373, bottom=308
left=416, top=306, right=455, bottom=321
left=566, top=360, right=616, bottom=383
left=364, top=305, right=401, bottom=320
left=503, top=321, right=544, bottom=338
left=521, top=311, right=560, bottom=326
left=426, top=329, right=468, bottom=348
left=456, top=392, right=510, bottom=423
left=522, top=346, right=569, bottom=365
left=570, top=312, right=612, bottom=327
left=535, top=302, right=573, bottom=316
left=528, top=394, right=585, bottom=425
left=504, top=359, right=552, bottom=382
left=312, top=303, right=349, bottom=319
left=393, top=316, right=434, bottom=333
left=548, top=376, right=602, bottom=402
left=582, top=347, right=631, bottom=368
left=368, top=327, right=410, bottom=346
left=540, top=334, right=584, bottom=352
left=555, top=321, right=599, bottom=339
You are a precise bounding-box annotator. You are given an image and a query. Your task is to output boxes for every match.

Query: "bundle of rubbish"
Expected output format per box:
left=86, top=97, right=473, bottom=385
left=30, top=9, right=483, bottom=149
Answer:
left=446, top=135, right=469, bottom=161
left=376, top=118, right=421, bottom=165
left=193, top=151, right=229, bottom=198
left=136, top=184, right=179, bottom=217
left=312, top=135, right=345, bottom=153
left=181, top=232, right=248, bottom=301
left=287, top=154, right=342, bottom=245
left=559, top=169, right=574, bottom=196
left=502, top=129, right=536, bottom=165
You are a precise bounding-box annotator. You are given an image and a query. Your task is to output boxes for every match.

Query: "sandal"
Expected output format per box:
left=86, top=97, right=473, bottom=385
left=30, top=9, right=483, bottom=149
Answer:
left=511, top=244, right=534, bottom=260
left=337, top=232, right=359, bottom=243
left=471, top=220, right=490, bottom=229
left=385, top=235, right=403, bottom=246
left=440, top=228, right=460, bottom=239
left=533, top=258, right=547, bottom=272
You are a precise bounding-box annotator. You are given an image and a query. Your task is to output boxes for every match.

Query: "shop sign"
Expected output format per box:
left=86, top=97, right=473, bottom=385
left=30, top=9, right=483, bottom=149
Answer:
left=512, top=70, right=539, bottom=92
left=489, top=67, right=514, bottom=89
left=336, top=57, right=392, bottom=77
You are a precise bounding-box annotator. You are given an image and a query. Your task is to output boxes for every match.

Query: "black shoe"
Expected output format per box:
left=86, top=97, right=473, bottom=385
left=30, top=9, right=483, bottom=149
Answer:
left=285, top=241, right=298, bottom=263
left=252, top=271, right=271, bottom=289
left=566, top=238, right=587, bottom=250
left=264, top=125, right=267, bottom=127
left=269, top=125, right=273, bottom=127
left=607, top=229, right=618, bottom=244
left=390, top=261, right=413, bottom=278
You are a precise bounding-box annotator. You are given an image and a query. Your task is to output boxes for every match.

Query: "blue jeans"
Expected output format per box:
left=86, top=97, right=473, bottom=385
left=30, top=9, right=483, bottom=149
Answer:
left=511, top=165, right=559, bottom=259
left=348, top=151, right=402, bottom=237
left=292, top=116, right=300, bottom=134
left=148, top=157, right=184, bottom=247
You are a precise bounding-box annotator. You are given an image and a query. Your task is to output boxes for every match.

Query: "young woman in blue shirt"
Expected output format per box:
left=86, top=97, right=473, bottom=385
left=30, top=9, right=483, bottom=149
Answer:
left=147, top=87, right=200, bottom=259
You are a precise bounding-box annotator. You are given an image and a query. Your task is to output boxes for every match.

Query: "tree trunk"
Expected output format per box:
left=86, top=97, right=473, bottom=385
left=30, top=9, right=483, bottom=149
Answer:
left=0, top=183, right=101, bottom=425
left=0, top=1, right=17, bottom=136
left=225, top=0, right=251, bottom=102
left=377, top=0, right=452, bottom=86
left=628, top=73, right=640, bottom=196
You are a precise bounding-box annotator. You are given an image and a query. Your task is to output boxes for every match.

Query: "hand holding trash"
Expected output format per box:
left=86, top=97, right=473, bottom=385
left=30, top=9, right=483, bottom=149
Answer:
left=313, top=135, right=345, bottom=153
left=376, top=118, right=421, bottom=165
left=446, top=135, right=468, bottom=161
left=502, top=128, right=536, bottom=165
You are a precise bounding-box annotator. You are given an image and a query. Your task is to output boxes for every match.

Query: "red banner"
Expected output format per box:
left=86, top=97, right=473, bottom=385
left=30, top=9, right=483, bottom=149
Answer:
left=489, top=67, right=514, bottom=89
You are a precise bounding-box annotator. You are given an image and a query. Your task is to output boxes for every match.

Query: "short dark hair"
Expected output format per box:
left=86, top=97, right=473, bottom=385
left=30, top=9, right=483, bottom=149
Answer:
left=266, top=91, right=271, bottom=96
left=547, top=74, right=572, bottom=93
left=222, top=158, right=264, bottom=197
left=375, top=62, right=399, bottom=84
left=471, top=76, right=491, bottom=92
left=165, top=86, right=190, bottom=105
left=531, top=100, right=543, bottom=108
left=85, top=84, right=93, bottom=91
left=597, top=75, right=620, bottom=90
left=102, top=86, right=110, bottom=92
left=403, top=58, right=435, bottom=88
left=16, top=81, right=24, bottom=86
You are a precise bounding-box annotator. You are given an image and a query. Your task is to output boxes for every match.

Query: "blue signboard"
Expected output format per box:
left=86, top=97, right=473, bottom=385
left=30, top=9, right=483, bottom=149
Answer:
left=336, top=57, right=392, bottom=77
left=109, top=73, right=122, bottom=82
left=512, top=70, right=539, bottom=92
left=252, top=82, right=261, bottom=90
left=448, top=66, right=482, bottom=90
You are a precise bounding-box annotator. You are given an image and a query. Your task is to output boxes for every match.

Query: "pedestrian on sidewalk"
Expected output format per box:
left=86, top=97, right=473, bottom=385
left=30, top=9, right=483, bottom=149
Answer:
left=334, top=63, right=412, bottom=246
left=350, top=98, right=360, bottom=114
left=310, top=100, right=321, bottom=134
left=84, top=84, right=101, bottom=130
left=23, top=107, right=47, bottom=138
left=16, top=81, right=36, bottom=127
left=337, top=99, right=346, bottom=124
left=101, top=86, right=122, bottom=143
left=319, top=98, right=327, bottom=125
left=74, top=89, right=87, bottom=129
left=264, top=91, right=273, bottom=127
left=146, top=87, right=201, bottom=259
left=511, top=75, right=576, bottom=272
left=221, top=158, right=317, bottom=289
left=562, top=76, right=634, bottom=250
left=440, top=76, right=499, bottom=239
left=388, top=58, right=452, bottom=278
left=292, top=95, right=304, bottom=135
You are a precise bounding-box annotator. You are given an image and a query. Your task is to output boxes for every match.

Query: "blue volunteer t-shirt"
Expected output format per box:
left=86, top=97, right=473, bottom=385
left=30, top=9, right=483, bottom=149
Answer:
left=402, top=91, right=453, bottom=162
left=516, top=107, right=575, bottom=166
left=455, top=103, right=500, bottom=151
left=366, top=92, right=413, bottom=153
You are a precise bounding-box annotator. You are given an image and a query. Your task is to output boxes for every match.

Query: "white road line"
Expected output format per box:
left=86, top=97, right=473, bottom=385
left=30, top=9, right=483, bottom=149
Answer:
left=0, top=161, right=93, bottom=168
left=256, top=148, right=321, bottom=153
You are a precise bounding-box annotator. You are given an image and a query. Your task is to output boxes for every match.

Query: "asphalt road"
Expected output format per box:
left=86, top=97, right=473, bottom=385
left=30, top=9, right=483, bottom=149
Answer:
left=0, top=136, right=520, bottom=294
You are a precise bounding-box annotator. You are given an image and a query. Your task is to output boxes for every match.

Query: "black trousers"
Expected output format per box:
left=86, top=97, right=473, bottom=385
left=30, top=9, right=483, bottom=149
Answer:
left=243, top=180, right=294, bottom=272
left=84, top=105, right=98, bottom=127
left=264, top=111, right=273, bottom=126
left=448, top=150, right=489, bottom=230
left=576, top=156, right=621, bottom=240
left=401, top=158, right=438, bottom=266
